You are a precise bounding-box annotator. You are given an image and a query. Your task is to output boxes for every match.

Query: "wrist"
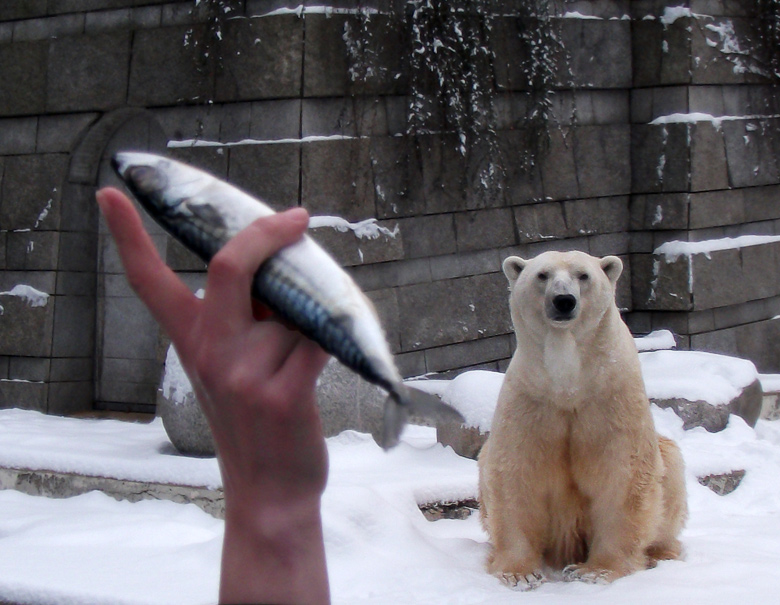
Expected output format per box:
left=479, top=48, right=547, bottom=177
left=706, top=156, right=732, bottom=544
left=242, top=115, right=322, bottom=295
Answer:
left=220, top=491, right=329, bottom=604
left=224, top=485, right=324, bottom=540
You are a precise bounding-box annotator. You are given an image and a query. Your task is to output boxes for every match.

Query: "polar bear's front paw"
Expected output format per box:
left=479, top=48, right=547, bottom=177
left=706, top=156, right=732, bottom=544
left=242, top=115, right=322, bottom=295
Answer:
left=562, top=564, right=612, bottom=584
left=499, top=570, right=546, bottom=591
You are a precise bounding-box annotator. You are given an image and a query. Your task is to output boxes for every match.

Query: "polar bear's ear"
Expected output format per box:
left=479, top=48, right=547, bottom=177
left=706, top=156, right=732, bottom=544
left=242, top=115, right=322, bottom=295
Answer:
left=502, top=256, right=527, bottom=283
left=600, top=256, right=623, bottom=285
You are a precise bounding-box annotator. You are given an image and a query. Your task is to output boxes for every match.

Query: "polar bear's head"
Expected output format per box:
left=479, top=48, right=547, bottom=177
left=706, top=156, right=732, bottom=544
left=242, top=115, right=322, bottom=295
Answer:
left=502, top=251, right=622, bottom=336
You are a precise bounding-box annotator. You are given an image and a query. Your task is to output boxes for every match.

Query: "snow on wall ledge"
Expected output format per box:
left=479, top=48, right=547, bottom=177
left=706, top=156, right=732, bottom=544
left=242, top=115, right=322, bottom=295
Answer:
left=309, top=215, right=399, bottom=240
left=167, top=135, right=361, bottom=148
left=0, top=285, right=50, bottom=315
left=654, top=235, right=780, bottom=261
left=649, top=113, right=780, bottom=128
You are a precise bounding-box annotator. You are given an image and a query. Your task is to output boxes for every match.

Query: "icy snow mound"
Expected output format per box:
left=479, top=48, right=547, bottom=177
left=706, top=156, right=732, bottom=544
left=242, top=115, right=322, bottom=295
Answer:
left=408, top=371, right=504, bottom=433
left=640, top=350, right=758, bottom=406
left=635, top=329, right=676, bottom=352
left=441, top=371, right=504, bottom=432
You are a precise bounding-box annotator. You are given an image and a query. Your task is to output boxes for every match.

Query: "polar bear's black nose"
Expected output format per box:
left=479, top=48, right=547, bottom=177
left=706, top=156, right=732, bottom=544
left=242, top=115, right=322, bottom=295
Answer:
left=553, top=294, right=577, bottom=315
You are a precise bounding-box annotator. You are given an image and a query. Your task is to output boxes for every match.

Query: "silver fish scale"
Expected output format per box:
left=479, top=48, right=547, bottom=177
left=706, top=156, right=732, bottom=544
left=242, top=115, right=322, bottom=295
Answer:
left=171, top=214, right=225, bottom=263
left=254, top=260, right=391, bottom=391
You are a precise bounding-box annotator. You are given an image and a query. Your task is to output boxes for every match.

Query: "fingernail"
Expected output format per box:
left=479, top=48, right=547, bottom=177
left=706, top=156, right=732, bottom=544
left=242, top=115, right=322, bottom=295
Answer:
left=285, top=207, right=310, bottom=226
left=95, top=190, right=107, bottom=211
left=95, top=189, right=111, bottom=218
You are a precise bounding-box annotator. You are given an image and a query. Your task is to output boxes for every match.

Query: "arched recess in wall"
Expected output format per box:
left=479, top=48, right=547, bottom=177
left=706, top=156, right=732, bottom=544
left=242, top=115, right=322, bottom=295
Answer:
left=51, top=108, right=167, bottom=415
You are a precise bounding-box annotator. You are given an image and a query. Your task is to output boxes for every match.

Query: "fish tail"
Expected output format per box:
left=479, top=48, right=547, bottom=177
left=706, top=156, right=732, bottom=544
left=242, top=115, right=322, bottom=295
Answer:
left=380, top=384, right=465, bottom=450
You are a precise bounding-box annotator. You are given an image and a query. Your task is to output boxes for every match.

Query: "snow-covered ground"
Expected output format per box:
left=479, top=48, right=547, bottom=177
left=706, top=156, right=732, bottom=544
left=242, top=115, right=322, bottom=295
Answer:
left=1, top=392, right=780, bottom=604
left=0, top=340, right=777, bottom=603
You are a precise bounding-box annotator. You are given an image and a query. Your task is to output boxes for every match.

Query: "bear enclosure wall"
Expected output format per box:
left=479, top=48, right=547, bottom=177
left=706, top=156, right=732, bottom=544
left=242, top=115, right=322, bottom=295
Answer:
left=2, top=0, right=780, bottom=415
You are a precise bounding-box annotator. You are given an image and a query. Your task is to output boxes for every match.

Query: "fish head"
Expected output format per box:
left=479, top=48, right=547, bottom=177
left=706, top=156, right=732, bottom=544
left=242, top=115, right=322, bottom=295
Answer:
left=112, top=152, right=232, bottom=261
left=112, top=152, right=199, bottom=219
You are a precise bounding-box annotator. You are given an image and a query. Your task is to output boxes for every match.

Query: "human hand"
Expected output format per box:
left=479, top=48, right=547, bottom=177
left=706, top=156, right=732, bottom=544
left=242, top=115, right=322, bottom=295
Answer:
left=97, top=186, right=330, bottom=604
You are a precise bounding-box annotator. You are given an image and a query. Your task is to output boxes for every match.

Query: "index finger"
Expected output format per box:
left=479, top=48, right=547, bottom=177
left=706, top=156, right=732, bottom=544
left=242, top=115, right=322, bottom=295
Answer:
left=97, top=187, right=199, bottom=345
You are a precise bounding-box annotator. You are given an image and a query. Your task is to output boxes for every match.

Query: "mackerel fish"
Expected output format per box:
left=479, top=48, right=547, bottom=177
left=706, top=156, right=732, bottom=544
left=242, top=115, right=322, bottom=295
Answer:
left=112, top=152, right=463, bottom=448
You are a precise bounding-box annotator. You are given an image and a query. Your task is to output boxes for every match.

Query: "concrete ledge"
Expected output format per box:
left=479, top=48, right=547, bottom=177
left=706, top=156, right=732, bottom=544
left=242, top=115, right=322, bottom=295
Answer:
left=0, top=467, right=224, bottom=518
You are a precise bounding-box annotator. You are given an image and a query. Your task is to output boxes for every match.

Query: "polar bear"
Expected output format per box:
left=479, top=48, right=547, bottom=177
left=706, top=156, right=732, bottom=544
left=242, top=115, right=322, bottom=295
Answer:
left=478, top=251, right=687, bottom=590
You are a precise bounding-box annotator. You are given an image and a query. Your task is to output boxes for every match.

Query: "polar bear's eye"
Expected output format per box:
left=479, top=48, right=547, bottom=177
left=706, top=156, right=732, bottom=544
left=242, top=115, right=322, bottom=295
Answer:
left=537, top=272, right=549, bottom=281
left=578, top=273, right=590, bottom=282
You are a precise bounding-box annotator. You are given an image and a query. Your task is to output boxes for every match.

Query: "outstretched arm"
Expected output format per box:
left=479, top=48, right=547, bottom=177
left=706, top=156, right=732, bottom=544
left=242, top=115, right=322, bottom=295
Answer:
left=97, top=187, right=331, bottom=605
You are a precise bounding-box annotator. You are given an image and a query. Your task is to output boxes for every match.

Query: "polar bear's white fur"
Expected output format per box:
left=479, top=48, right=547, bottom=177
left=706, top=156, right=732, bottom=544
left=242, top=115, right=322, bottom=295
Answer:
left=478, top=251, right=687, bottom=589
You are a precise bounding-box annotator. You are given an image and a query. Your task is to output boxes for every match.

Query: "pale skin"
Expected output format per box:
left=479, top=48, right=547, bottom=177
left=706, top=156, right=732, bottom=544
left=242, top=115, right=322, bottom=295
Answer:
left=96, top=187, right=331, bottom=605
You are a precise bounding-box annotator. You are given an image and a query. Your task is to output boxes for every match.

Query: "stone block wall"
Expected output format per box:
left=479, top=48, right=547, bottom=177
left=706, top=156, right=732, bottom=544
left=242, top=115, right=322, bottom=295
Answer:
left=0, top=113, right=96, bottom=414
left=625, top=0, right=780, bottom=372
left=1, top=0, right=780, bottom=414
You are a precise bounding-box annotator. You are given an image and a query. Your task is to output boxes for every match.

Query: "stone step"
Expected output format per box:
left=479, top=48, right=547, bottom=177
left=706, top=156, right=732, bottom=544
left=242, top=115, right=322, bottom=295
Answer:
left=0, top=466, right=225, bottom=518
left=0, top=465, right=472, bottom=521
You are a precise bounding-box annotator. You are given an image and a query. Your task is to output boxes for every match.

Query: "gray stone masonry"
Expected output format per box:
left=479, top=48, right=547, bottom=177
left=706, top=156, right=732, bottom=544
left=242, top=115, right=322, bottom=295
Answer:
left=47, top=32, right=131, bottom=113
left=761, top=387, right=780, bottom=420
left=3, top=0, right=780, bottom=419
left=0, top=41, right=47, bottom=116
left=303, top=14, right=407, bottom=98
left=0, top=378, right=48, bottom=412
left=693, top=318, right=780, bottom=374
left=625, top=3, right=780, bottom=368
left=309, top=222, right=404, bottom=268
left=227, top=144, right=302, bottom=209
left=633, top=239, right=780, bottom=314
left=128, top=24, right=214, bottom=107
left=0, top=289, right=56, bottom=364
left=216, top=15, right=304, bottom=102
left=396, top=272, right=511, bottom=352
left=493, top=16, right=630, bottom=91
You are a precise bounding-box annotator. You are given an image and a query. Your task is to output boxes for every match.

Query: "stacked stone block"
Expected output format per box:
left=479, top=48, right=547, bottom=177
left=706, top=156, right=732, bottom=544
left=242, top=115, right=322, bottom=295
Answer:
left=1, top=0, right=779, bottom=416
left=627, top=1, right=780, bottom=371
left=0, top=118, right=93, bottom=413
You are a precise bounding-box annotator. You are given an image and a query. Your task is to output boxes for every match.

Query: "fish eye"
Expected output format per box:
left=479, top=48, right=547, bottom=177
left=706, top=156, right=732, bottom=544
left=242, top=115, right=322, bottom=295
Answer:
left=127, top=165, right=168, bottom=194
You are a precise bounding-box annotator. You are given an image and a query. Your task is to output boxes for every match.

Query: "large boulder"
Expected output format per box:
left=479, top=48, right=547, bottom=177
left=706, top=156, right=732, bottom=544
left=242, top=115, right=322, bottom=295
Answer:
left=157, top=349, right=391, bottom=455
left=640, top=350, right=763, bottom=432
left=157, top=344, right=215, bottom=457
